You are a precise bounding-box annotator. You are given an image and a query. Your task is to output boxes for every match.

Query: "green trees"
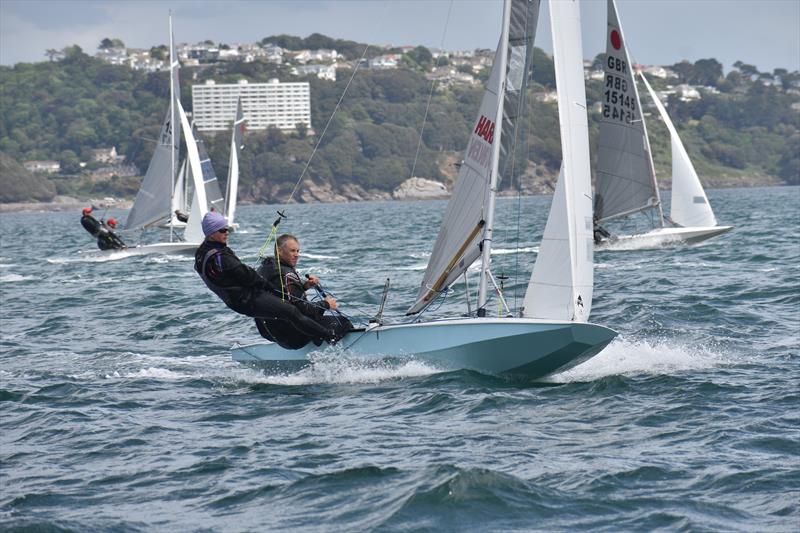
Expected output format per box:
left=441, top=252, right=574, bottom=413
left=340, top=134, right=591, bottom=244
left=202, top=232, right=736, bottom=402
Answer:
left=0, top=44, right=797, bottom=203
left=0, top=154, right=56, bottom=202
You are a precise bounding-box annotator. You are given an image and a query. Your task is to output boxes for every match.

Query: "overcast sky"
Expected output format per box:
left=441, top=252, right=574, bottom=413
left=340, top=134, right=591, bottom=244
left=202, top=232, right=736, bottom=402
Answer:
left=1, top=0, right=798, bottom=73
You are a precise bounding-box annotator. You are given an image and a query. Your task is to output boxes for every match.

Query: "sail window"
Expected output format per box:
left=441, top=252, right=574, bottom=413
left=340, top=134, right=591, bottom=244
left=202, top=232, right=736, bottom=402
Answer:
left=506, top=46, right=527, bottom=92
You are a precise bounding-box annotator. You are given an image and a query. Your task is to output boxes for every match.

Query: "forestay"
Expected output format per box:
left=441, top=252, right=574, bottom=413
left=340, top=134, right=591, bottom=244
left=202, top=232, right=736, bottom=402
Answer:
left=594, top=0, right=660, bottom=224
left=407, top=0, right=540, bottom=316
left=639, top=73, right=717, bottom=228
left=522, top=0, right=593, bottom=322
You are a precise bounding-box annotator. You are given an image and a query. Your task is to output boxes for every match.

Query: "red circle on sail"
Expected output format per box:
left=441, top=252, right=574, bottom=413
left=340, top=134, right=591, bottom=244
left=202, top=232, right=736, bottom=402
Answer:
left=610, top=30, right=622, bottom=50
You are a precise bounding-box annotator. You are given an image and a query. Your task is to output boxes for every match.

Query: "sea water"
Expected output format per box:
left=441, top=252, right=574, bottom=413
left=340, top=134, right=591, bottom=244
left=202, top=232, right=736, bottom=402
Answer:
left=1, top=187, right=798, bottom=531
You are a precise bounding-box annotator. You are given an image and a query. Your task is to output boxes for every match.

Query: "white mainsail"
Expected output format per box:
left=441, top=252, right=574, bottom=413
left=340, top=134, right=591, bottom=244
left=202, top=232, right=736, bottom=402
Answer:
left=125, top=14, right=181, bottom=232
left=125, top=106, right=176, bottom=230
left=639, top=73, right=717, bottom=228
left=594, top=0, right=661, bottom=224
left=522, top=0, right=593, bottom=322
left=225, top=97, right=245, bottom=225
left=407, top=0, right=540, bottom=315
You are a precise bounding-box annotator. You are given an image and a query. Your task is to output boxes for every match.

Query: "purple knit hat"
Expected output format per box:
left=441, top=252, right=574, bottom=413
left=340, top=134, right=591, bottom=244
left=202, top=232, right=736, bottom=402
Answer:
left=202, top=211, right=228, bottom=237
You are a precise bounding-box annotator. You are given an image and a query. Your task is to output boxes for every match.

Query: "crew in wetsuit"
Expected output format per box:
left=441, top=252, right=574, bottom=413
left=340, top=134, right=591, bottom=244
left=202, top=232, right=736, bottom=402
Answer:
left=256, top=233, right=353, bottom=349
left=593, top=220, right=612, bottom=245
left=96, top=217, right=126, bottom=250
left=80, top=207, right=102, bottom=237
left=194, top=212, right=337, bottom=348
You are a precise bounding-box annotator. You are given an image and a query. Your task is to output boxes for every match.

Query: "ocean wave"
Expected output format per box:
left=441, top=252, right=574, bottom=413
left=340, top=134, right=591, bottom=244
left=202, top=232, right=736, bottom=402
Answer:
left=0, top=273, right=33, bottom=282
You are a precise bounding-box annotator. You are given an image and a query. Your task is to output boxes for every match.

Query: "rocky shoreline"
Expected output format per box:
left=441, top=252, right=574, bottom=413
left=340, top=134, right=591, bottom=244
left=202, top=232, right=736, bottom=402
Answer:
left=0, top=175, right=788, bottom=214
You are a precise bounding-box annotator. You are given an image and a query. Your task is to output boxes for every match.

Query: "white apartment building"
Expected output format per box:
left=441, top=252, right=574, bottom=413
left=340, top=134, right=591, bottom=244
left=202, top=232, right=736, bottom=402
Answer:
left=191, top=79, right=311, bottom=132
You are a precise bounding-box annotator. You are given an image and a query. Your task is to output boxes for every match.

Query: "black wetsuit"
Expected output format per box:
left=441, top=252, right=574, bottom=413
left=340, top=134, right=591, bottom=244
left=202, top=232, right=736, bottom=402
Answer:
left=593, top=222, right=612, bottom=245
left=81, top=214, right=102, bottom=237
left=257, top=256, right=352, bottom=348
left=96, top=224, right=126, bottom=250
left=194, top=240, right=335, bottom=348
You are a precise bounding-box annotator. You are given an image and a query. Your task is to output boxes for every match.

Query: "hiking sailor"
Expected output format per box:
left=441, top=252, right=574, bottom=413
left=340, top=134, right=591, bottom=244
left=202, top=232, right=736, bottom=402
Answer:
left=80, top=207, right=102, bottom=238
left=96, top=217, right=126, bottom=250
left=194, top=212, right=338, bottom=348
left=256, top=233, right=353, bottom=348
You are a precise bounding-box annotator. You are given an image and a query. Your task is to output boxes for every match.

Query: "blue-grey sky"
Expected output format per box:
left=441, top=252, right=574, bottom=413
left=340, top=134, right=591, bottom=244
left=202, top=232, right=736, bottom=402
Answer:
left=1, top=0, right=798, bottom=73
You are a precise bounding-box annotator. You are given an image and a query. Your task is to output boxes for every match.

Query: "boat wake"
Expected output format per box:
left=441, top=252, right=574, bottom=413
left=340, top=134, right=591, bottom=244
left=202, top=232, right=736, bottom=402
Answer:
left=99, top=350, right=441, bottom=387
left=547, top=336, right=731, bottom=383
left=47, top=251, right=193, bottom=264
left=597, top=234, right=680, bottom=252
left=258, top=349, right=442, bottom=386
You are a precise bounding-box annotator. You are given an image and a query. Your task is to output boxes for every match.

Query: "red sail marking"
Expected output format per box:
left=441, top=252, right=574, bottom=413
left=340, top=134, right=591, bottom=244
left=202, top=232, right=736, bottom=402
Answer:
left=610, top=29, right=622, bottom=50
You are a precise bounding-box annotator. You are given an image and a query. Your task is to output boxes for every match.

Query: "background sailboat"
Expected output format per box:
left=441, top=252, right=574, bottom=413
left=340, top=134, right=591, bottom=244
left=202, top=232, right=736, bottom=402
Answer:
left=101, top=15, right=207, bottom=257
left=594, top=0, right=732, bottom=247
left=231, top=0, right=616, bottom=378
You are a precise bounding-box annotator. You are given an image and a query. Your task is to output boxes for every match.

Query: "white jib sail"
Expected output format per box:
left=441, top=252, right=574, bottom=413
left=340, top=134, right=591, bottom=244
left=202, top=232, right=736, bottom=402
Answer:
left=522, top=0, right=593, bottom=322
left=639, top=73, right=717, bottom=228
left=225, top=97, right=245, bottom=225
left=178, top=102, right=208, bottom=243
left=594, top=0, right=661, bottom=224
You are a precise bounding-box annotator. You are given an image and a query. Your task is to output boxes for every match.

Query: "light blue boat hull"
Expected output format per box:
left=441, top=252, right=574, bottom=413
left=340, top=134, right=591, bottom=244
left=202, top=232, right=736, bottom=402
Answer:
left=231, top=318, right=617, bottom=379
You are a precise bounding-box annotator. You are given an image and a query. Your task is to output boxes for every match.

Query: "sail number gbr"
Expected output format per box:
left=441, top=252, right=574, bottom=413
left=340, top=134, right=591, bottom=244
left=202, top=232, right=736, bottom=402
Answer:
left=603, top=54, right=636, bottom=124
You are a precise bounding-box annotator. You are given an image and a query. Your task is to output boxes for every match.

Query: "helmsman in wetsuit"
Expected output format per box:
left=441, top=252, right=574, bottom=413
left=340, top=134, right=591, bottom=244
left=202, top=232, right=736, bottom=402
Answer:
left=194, top=212, right=337, bottom=348
left=257, top=233, right=353, bottom=349
left=80, top=207, right=102, bottom=237
left=96, top=217, right=126, bottom=250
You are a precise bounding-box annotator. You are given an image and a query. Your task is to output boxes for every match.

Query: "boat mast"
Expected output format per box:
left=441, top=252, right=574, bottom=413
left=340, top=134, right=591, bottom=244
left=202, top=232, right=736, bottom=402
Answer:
left=168, top=12, right=176, bottom=241
left=637, top=69, right=665, bottom=227
left=476, top=0, right=512, bottom=317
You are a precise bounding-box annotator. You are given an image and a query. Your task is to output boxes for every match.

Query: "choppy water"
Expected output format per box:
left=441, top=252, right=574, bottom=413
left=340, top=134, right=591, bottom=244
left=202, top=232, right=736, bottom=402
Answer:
left=1, top=187, right=798, bottom=532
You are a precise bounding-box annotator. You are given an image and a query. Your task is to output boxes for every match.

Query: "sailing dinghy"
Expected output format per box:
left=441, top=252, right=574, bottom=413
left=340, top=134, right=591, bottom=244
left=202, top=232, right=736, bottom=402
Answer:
left=101, top=15, right=208, bottom=258
left=594, top=0, right=732, bottom=248
left=232, top=0, right=616, bottom=379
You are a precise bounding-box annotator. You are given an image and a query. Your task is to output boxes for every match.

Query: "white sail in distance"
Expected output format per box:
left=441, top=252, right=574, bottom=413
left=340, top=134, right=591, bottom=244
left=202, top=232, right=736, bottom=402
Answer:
left=178, top=102, right=208, bottom=243
left=225, top=97, right=245, bottom=225
left=523, top=0, right=593, bottom=322
left=125, top=14, right=181, bottom=231
left=639, top=73, right=717, bottom=228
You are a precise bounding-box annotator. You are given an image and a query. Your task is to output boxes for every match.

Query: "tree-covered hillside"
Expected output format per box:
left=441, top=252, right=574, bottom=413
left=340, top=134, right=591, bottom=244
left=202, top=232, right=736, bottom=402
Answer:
left=0, top=40, right=797, bottom=204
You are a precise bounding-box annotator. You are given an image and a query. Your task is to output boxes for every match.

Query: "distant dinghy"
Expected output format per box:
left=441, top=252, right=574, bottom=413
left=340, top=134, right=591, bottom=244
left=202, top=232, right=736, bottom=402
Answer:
left=233, top=0, right=617, bottom=379
left=100, top=15, right=210, bottom=258
left=593, top=0, right=732, bottom=248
